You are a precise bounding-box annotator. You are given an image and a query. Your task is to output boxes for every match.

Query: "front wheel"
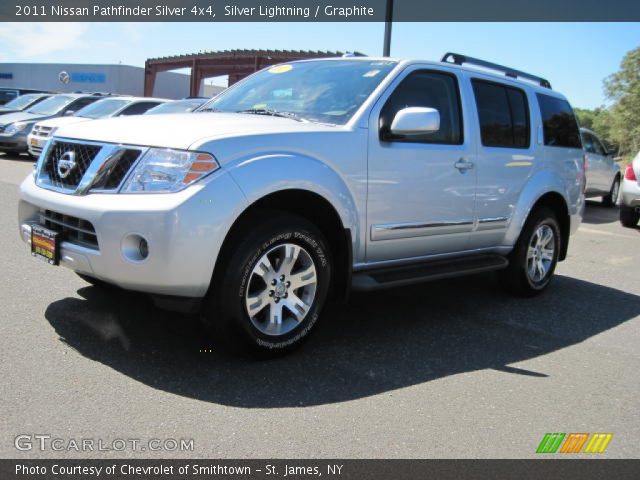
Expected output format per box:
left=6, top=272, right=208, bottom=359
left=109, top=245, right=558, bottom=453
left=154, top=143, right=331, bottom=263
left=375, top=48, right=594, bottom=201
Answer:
left=602, top=177, right=620, bottom=207
left=499, top=207, right=560, bottom=297
left=202, top=212, right=332, bottom=356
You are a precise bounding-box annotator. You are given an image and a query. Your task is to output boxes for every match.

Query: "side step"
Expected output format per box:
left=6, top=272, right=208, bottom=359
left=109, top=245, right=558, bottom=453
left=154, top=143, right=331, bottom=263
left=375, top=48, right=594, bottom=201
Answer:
left=351, top=254, right=509, bottom=291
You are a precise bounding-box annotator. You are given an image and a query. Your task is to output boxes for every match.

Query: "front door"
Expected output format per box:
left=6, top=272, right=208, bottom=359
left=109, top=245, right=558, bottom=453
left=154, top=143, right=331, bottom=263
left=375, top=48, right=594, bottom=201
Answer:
left=366, top=67, right=476, bottom=263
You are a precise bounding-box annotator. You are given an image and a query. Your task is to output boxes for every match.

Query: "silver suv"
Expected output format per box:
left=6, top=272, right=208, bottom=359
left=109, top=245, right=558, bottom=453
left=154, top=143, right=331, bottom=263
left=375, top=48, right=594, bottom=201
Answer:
left=18, top=54, right=585, bottom=354
left=580, top=127, right=621, bottom=207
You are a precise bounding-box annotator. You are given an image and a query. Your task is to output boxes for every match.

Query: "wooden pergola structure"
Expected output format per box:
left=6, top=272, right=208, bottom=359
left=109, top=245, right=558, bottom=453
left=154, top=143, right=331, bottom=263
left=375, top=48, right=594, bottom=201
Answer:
left=144, top=49, right=353, bottom=97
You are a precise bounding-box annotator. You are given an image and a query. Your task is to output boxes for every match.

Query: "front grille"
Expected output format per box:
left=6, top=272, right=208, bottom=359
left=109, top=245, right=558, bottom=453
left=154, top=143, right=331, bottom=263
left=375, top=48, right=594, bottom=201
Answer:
left=32, top=125, right=53, bottom=137
left=39, top=209, right=99, bottom=250
left=44, top=141, right=101, bottom=189
left=90, top=149, right=141, bottom=190
left=31, top=144, right=44, bottom=155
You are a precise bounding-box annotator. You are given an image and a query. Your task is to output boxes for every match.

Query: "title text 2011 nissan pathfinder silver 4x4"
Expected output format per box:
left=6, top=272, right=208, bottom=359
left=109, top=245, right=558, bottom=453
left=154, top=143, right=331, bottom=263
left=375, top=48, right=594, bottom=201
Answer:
left=18, top=54, right=585, bottom=354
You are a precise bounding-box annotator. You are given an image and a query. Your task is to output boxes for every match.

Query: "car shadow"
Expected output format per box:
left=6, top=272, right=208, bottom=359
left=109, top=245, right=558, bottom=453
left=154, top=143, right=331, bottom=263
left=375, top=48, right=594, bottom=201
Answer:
left=44, top=274, right=640, bottom=408
left=583, top=200, right=620, bottom=225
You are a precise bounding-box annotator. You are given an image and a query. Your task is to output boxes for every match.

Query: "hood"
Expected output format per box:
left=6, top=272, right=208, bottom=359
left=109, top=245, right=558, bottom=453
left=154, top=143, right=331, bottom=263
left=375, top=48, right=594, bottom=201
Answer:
left=0, top=107, right=20, bottom=115
left=35, top=116, right=90, bottom=129
left=0, top=111, right=45, bottom=127
left=55, top=112, right=338, bottom=150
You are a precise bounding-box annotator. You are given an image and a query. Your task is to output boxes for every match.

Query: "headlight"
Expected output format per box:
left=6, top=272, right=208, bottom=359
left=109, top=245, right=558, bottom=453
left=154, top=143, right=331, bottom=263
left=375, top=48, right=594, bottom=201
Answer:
left=121, top=148, right=219, bottom=193
left=4, top=122, right=30, bottom=135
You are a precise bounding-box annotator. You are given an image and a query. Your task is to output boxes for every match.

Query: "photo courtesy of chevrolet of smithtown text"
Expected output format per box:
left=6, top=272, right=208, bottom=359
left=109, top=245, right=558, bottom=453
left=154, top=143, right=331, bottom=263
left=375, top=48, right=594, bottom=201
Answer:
left=1, top=0, right=640, bottom=479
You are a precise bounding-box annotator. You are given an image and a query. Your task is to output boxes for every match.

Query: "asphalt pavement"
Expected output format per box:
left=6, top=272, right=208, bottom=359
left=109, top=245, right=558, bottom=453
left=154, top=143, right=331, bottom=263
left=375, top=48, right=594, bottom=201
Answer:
left=1, top=152, right=639, bottom=459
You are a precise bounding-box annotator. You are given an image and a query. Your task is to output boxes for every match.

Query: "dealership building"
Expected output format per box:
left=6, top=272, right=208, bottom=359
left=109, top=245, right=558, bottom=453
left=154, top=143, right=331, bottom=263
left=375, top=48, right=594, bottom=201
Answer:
left=0, top=63, right=193, bottom=98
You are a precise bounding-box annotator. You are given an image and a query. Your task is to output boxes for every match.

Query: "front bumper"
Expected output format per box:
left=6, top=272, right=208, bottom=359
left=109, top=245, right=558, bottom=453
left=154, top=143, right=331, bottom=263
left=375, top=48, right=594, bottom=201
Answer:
left=0, top=131, right=29, bottom=152
left=620, top=178, right=640, bottom=209
left=27, top=133, right=49, bottom=156
left=18, top=171, right=247, bottom=298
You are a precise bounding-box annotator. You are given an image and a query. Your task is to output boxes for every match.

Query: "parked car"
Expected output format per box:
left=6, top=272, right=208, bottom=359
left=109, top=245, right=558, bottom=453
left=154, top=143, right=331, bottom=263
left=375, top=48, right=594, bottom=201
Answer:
left=0, top=87, right=50, bottom=106
left=18, top=54, right=585, bottom=354
left=0, top=94, right=104, bottom=155
left=145, top=98, right=207, bottom=114
left=28, top=96, right=169, bottom=156
left=0, top=93, right=52, bottom=116
left=620, top=152, right=640, bottom=228
left=580, top=128, right=621, bottom=207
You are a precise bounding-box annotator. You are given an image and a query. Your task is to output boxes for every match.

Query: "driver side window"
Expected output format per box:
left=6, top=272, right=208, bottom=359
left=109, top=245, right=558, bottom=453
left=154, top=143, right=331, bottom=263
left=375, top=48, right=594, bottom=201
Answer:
left=379, top=70, right=463, bottom=145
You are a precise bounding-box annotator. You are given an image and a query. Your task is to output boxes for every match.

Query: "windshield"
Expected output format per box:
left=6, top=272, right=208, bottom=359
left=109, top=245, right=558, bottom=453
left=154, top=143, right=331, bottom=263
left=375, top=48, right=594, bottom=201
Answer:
left=76, top=98, right=130, bottom=118
left=200, top=59, right=397, bottom=125
left=2, top=94, right=45, bottom=110
left=146, top=99, right=204, bottom=114
left=27, top=95, right=75, bottom=115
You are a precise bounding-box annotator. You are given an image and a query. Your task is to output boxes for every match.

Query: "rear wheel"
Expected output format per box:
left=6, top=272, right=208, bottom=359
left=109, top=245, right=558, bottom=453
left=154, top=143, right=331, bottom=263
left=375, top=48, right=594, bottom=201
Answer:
left=602, top=177, right=620, bottom=207
left=202, top=212, right=332, bottom=356
left=499, top=207, right=560, bottom=297
left=620, top=206, right=640, bottom=228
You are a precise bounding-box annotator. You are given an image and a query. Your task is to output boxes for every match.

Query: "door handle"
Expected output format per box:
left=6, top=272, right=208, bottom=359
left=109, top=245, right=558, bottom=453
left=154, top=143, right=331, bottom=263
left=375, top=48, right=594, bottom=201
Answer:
left=454, top=159, right=474, bottom=172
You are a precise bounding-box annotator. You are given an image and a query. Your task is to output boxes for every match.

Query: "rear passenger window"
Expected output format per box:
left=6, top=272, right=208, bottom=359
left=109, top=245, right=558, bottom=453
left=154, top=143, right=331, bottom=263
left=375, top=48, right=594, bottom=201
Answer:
left=120, top=102, right=161, bottom=115
left=537, top=94, right=581, bottom=149
left=380, top=70, right=463, bottom=144
left=471, top=80, right=530, bottom=148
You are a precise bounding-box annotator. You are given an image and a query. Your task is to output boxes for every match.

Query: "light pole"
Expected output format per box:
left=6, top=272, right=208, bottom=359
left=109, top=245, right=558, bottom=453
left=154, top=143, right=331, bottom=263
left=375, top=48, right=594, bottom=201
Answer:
left=383, top=0, right=394, bottom=57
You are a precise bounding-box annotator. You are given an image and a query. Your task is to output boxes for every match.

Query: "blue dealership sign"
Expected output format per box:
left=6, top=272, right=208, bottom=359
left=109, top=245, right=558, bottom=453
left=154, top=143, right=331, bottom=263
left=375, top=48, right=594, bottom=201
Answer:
left=70, top=72, right=106, bottom=83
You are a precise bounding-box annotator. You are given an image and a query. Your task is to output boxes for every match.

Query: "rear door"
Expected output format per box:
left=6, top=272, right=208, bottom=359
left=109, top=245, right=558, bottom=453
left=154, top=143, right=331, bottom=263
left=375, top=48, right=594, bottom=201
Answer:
left=467, top=78, right=534, bottom=249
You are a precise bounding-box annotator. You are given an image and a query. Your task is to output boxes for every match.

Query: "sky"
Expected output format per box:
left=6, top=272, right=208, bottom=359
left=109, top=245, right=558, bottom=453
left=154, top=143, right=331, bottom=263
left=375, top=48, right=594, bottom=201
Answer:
left=0, top=22, right=638, bottom=109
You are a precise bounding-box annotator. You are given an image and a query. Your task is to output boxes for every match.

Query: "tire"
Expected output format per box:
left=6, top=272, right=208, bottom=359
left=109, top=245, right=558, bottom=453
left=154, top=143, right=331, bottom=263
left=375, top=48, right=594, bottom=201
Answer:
left=602, top=177, right=620, bottom=207
left=202, top=211, right=332, bottom=356
left=620, top=206, right=640, bottom=228
left=499, top=207, right=561, bottom=297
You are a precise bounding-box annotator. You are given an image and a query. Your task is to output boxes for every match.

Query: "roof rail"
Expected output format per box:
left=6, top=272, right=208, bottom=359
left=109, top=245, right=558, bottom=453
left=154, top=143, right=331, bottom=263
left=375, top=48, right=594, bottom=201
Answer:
left=441, top=52, right=552, bottom=89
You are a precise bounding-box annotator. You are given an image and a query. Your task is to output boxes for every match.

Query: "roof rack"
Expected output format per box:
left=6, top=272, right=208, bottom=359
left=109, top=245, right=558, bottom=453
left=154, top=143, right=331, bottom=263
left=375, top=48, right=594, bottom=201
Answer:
left=441, top=52, right=552, bottom=89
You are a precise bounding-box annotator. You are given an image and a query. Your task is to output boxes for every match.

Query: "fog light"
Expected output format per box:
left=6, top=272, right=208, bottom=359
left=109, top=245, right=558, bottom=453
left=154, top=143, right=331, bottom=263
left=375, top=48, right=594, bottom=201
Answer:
left=121, top=234, right=149, bottom=263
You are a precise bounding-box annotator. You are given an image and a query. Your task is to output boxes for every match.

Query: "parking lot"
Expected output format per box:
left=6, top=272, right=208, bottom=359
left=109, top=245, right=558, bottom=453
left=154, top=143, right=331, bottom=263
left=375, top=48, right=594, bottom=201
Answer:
left=1, top=151, right=639, bottom=459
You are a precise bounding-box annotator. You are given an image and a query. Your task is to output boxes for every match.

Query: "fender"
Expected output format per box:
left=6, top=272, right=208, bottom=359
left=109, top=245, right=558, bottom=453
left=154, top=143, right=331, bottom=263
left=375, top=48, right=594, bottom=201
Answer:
left=225, top=153, right=361, bottom=257
left=503, top=168, right=572, bottom=247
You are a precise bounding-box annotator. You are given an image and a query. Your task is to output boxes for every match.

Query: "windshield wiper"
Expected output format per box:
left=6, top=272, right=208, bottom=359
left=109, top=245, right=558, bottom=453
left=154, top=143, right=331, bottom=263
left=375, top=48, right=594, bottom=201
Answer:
left=235, top=108, right=304, bottom=122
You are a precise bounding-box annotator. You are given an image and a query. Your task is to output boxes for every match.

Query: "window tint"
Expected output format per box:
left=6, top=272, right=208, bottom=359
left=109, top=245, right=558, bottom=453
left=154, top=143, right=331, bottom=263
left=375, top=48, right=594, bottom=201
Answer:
left=471, top=80, right=530, bottom=148
left=581, top=131, right=595, bottom=153
left=537, top=94, right=581, bottom=148
left=380, top=70, right=462, bottom=144
left=120, top=102, right=161, bottom=115
left=591, top=134, right=606, bottom=156
left=67, top=97, right=98, bottom=112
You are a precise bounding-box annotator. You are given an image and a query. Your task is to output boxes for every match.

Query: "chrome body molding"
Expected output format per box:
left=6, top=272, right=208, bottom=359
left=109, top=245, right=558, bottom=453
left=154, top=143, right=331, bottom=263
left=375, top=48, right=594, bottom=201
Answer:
left=371, top=219, right=474, bottom=241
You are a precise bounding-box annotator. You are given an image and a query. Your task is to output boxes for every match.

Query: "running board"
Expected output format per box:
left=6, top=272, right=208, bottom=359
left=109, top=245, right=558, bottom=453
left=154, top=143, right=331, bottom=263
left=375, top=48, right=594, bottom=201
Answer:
left=351, top=254, right=509, bottom=291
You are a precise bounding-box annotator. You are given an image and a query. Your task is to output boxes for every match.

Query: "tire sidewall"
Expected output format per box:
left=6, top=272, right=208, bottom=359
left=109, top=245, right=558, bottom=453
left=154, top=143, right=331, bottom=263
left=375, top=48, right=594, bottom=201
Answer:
left=221, top=220, right=331, bottom=352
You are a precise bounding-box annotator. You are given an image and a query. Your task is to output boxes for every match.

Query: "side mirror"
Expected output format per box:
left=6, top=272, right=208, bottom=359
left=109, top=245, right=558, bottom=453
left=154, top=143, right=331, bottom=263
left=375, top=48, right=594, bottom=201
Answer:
left=390, top=107, right=440, bottom=136
left=63, top=110, right=75, bottom=116
left=607, top=147, right=619, bottom=157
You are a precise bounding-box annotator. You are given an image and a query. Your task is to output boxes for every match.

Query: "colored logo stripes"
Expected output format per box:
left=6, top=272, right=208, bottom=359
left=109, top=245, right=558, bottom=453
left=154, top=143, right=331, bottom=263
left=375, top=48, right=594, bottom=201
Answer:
left=536, top=433, right=612, bottom=454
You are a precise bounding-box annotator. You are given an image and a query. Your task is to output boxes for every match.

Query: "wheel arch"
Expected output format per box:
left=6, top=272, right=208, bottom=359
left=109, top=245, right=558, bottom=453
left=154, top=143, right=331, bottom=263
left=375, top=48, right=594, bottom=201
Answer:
left=521, top=191, right=571, bottom=261
left=212, top=188, right=353, bottom=303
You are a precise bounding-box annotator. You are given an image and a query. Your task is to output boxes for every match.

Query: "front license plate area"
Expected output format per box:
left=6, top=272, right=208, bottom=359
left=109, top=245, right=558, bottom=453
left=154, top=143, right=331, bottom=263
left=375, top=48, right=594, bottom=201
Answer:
left=31, top=224, right=60, bottom=265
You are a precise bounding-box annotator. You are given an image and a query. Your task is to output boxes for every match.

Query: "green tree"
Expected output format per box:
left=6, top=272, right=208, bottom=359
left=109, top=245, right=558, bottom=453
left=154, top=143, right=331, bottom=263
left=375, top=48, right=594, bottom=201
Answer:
left=605, top=46, right=640, bottom=156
